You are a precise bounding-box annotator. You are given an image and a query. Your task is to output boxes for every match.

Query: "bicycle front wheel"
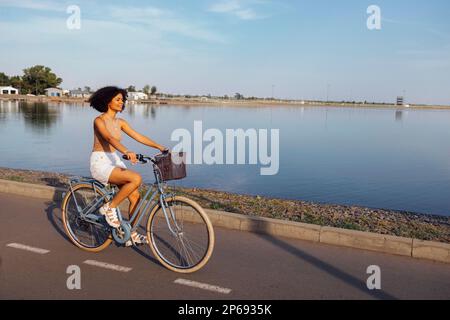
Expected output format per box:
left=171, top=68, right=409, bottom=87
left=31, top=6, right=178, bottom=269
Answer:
left=61, top=183, right=112, bottom=252
left=146, top=196, right=215, bottom=273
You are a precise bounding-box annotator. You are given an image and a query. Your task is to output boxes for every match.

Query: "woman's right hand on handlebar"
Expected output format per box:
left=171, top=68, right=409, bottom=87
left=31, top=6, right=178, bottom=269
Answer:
left=124, top=151, right=138, bottom=165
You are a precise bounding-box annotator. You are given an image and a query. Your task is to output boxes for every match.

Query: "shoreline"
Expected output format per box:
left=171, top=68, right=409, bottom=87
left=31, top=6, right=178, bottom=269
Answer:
left=1, top=94, right=450, bottom=110
left=1, top=166, right=449, bottom=243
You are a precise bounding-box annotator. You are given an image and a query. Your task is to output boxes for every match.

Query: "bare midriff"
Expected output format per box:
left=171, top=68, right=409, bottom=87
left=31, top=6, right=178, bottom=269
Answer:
left=92, top=116, right=122, bottom=153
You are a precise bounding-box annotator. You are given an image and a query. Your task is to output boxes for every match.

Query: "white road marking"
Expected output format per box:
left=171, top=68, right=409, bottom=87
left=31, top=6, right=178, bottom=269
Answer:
left=83, top=260, right=132, bottom=272
left=174, top=278, right=232, bottom=294
left=6, top=243, right=50, bottom=254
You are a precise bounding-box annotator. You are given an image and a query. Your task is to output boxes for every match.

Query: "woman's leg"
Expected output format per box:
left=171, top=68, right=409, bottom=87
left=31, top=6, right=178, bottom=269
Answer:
left=127, top=189, right=141, bottom=225
left=127, top=189, right=147, bottom=243
left=107, top=167, right=142, bottom=210
left=112, top=184, right=141, bottom=222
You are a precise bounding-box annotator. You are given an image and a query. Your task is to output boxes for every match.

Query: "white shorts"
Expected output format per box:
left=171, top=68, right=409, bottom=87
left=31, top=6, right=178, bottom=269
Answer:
left=90, top=151, right=127, bottom=185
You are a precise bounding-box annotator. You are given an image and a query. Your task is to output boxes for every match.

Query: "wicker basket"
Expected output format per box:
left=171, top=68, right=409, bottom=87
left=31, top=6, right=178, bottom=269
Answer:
left=154, top=152, right=187, bottom=181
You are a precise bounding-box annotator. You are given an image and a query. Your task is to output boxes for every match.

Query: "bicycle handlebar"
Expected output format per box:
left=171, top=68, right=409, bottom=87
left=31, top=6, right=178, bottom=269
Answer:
left=122, top=149, right=169, bottom=164
left=122, top=153, right=149, bottom=163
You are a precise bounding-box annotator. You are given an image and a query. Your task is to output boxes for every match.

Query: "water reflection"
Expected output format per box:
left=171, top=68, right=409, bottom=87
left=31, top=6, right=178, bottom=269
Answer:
left=127, top=103, right=136, bottom=118
left=18, top=102, right=60, bottom=133
left=151, top=106, right=156, bottom=119
left=62, top=102, right=88, bottom=110
left=142, top=105, right=156, bottom=119
left=0, top=100, right=20, bottom=122
left=123, top=104, right=158, bottom=120
left=395, top=109, right=409, bottom=122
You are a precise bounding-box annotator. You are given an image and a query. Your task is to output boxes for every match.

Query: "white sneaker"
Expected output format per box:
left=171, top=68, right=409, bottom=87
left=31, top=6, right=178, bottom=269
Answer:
left=99, top=203, right=121, bottom=228
left=125, top=231, right=148, bottom=247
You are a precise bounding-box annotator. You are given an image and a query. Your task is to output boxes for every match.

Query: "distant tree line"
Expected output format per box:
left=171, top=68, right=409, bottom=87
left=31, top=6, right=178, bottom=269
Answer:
left=127, top=85, right=157, bottom=95
left=0, top=65, right=162, bottom=97
left=0, top=65, right=62, bottom=95
left=1, top=66, right=395, bottom=104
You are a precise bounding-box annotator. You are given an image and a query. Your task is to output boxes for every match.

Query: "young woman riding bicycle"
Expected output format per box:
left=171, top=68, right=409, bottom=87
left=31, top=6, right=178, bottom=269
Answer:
left=88, top=86, right=168, bottom=246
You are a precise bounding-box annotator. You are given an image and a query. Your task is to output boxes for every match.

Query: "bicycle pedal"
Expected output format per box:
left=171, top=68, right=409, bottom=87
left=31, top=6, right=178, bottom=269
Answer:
left=125, top=240, right=133, bottom=247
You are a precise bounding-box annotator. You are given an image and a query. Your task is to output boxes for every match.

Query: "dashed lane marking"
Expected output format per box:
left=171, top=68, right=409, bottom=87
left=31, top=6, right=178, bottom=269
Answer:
left=83, top=260, right=133, bottom=272
left=174, top=278, right=232, bottom=294
left=6, top=243, right=50, bottom=254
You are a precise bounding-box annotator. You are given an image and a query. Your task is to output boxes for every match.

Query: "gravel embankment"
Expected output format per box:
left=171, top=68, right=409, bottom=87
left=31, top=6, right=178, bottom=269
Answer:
left=1, top=167, right=449, bottom=243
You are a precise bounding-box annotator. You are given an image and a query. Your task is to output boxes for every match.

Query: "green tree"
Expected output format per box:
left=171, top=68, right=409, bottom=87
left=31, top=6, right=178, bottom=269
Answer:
left=234, top=92, right=244, bottom=100
left=84, top=86, right=91, bottom=93
left=21, top=65, right=62, bottom=95
left=151, top=86, right=157, bottom=95
left=143, top=85, right=150, bottom=95
left=127, top=85, right=136, bottom=92
left=9, top=76, right=23, bottom=92
left=0, top=72, right=9, bottom=86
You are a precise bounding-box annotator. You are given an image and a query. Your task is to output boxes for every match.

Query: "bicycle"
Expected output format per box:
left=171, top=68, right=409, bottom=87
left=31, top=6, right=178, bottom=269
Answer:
left=61, top=152, right=215, bottom=273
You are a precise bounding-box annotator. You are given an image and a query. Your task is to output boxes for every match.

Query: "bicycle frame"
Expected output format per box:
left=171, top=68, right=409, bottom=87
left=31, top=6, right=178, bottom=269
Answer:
left=62, top=153, right=214, bottom=272
left=67, top=158, right=182, bottom=240
left=67, top=177, right=110, bottom=227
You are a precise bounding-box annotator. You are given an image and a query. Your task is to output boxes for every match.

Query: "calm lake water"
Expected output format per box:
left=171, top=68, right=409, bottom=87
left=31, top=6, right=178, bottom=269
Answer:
left=1, top=100, right=450, bottom=216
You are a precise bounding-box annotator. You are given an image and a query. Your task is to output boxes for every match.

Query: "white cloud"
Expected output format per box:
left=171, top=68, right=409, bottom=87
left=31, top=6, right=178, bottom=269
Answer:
left=109, top=6, right=227, bottom=43
left=0, top=0, right=65, bottom=11
left=208, top=0, right=264, bottom=20
left=209, top=0, right=241, bottom=13
left=0, top=1, right=226, bottom=43
left=235, top=9, right=258, bottom=20
left=0, top=12, right=227, bottom=90
left=109, top=6, right=166, bottom=21
left=383, top=17, right=450, bottom=41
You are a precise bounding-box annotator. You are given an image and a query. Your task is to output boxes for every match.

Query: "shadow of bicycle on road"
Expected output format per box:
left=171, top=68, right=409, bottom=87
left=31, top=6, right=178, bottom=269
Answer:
left=44, top=190, right=72, bottom=243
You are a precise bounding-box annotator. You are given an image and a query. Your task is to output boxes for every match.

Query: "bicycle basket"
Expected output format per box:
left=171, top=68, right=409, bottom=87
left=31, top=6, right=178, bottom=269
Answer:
left=154, top=152, right=187, bottom=181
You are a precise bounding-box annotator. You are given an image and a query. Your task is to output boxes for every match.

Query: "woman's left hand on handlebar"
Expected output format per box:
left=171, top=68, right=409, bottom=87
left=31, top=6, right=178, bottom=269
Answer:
left=158, top=145, right=169, bottom=153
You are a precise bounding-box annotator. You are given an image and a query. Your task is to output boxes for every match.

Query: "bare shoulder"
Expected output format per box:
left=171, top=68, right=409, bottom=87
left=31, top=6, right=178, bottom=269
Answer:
left=118, top=118, right=129, bottom=129
left=93, top=116, right=105, bottom=127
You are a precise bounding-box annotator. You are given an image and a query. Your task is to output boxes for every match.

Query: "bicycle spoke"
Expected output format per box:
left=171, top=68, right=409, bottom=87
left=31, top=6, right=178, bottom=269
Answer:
left=182, top=234, right=206, bottom=253
left=187, top=233, right=206, bottom=258
left=178, top=236, right=194, bottom=267
left=175, top=236, right=184, bottom=267
left=152, top=228, right=188, bottom=265
left=181, top=236, right=201, bottom=264
left=176, top=235, right=190, bottom=267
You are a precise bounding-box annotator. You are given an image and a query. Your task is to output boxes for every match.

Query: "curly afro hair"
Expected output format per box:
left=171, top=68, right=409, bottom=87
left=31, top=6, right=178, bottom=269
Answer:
left=88, top=86, right=128, bottom=113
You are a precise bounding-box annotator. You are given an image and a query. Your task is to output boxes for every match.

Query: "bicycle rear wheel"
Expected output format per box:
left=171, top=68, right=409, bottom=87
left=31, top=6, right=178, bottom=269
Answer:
left=61, top=183, right=112, bottom=252
left=146, top=196, right=214, bottom=273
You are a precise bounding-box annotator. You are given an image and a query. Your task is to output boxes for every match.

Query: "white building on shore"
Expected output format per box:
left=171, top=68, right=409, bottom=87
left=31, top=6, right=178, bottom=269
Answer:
left=0, top=86, right=19, bottom=95
left=45, top=87, right=64, bottom=97
left=128, top=92, right=148, bottom=100
left=69, top=89, right=91, bottom=98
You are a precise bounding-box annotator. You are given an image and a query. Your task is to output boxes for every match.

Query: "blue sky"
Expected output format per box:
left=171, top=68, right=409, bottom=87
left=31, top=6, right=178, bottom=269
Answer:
left=0, top=0, right=449, bottom=104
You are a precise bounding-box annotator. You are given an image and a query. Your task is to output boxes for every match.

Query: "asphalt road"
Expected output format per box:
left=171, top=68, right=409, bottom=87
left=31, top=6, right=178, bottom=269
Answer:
left=0, top=192, right=449, bottom=300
